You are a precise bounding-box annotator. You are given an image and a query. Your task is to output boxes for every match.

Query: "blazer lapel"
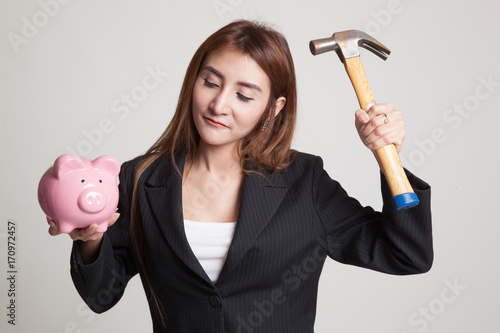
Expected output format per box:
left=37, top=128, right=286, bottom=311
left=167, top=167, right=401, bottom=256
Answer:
left=218, top=169, right=288, bottom=283
left=143, top=154, right=212, bottom=284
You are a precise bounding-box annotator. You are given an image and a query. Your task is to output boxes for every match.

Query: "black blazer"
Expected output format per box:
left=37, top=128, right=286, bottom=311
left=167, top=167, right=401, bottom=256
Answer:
left=70, top=152, right=433, bottom=332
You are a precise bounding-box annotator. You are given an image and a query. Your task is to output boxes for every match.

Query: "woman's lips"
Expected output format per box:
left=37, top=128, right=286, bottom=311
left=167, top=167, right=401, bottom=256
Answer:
left=204, top=116, right=228, bottom=128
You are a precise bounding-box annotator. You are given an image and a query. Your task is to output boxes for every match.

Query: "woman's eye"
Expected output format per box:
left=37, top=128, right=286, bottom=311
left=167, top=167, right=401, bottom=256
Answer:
left=237, top=93, right=253, bottom=102
left=204, top=79, right=218, bottom=88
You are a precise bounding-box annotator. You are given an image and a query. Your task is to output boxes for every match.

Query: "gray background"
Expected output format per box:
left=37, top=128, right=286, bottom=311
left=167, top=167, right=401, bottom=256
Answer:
left=1, top=0, right=499, bottom=332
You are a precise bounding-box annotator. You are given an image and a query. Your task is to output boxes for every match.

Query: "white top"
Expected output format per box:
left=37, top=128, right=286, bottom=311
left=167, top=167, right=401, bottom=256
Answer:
left=183, top=219, right=237, bottom=283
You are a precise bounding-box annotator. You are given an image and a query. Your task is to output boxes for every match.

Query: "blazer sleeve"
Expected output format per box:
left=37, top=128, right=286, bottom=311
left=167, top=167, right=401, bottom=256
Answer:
left=70, top=160, right=139, bottom=313
left=312, top=156, right=433, bottom=275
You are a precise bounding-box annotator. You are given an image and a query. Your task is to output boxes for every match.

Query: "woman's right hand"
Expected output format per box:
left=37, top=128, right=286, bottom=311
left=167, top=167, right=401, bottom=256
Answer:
left=48, top=212, right=120, bottom=241
left=48, top=212, right=120, bottom=264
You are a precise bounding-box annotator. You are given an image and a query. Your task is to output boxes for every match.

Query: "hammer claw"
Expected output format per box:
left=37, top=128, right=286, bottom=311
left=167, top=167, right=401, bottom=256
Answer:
left=309, top=29, right=390, bottom=62
left=359, top=41, right=390, bottom=61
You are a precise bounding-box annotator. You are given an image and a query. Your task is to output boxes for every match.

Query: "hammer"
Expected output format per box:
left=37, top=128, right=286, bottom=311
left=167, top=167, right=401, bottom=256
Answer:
left=309, top=30, right=418, bottom=210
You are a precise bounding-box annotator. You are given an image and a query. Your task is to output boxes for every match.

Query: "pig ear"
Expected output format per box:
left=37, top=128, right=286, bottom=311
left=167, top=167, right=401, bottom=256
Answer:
left=53, top=154, right=86, bottom=179
left=92, top=155, right=121, bottom=176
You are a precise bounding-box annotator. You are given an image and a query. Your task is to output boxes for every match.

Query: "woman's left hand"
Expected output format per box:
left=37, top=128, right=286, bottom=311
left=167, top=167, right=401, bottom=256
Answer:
left=354, top=103, right=406, bottom=153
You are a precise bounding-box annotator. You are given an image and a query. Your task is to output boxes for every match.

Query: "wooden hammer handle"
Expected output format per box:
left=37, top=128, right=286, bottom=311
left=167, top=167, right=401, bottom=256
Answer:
left=344, top=56, right=418, bottom=210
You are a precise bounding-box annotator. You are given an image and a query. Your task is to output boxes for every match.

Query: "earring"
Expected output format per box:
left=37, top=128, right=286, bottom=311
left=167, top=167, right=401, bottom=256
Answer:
left=261, top=118, right=269, bottom=131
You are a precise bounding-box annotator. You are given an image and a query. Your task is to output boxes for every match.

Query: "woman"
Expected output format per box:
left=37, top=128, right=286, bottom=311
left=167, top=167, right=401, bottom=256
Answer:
left=50, top=20, right=433, bottom=332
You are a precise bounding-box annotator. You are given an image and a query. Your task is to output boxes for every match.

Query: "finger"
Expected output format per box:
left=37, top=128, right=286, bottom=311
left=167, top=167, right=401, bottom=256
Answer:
left=354, top=109, right=368, bottom=132
left=365, top=123, right=406, bottom=151
left=362, top=114, right=389, bottom=137
left=364, top=122, right=395, bottom=146
left=367, top=131, right=406, bottom=152
left=365, top=103, right=398, bottom=130
left=48, top=220, right=61, bottom=236
left=367, top=103, right=395, bottom=117
left=362, top=111, right=403, bottom=139
left=355, top=109, right=369, bottom=125
left=108, top=213, right=120, bottom=228
left=69, top=224, right=99, bottom=241
left=364, top=119, right=405, bottom=144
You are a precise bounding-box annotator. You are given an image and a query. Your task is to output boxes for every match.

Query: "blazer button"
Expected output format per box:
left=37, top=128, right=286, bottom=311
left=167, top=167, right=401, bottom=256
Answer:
left=209, top=295, right=222, bottom=308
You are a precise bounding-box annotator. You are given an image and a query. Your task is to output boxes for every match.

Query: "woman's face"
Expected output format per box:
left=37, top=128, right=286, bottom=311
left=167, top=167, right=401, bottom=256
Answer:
left=192, top=48, right=285, bottom=151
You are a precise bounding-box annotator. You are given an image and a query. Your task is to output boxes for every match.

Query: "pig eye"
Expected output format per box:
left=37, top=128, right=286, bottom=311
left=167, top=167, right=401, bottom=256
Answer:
left=99, top=180, right=103, bottom=183
left=81, top=179, right=86, bottom=183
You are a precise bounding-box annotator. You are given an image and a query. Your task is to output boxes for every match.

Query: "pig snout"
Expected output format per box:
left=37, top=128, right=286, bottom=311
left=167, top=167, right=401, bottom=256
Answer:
left=77, top=188, right=107, bottom=214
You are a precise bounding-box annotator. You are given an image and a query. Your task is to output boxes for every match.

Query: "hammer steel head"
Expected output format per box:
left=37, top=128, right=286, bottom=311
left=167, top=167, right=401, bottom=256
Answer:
left=309, top=30, right=391, bottom=62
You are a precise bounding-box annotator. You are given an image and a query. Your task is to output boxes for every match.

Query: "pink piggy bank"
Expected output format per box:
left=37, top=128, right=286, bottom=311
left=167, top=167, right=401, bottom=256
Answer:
left=38, top=154, right=120, bottom=233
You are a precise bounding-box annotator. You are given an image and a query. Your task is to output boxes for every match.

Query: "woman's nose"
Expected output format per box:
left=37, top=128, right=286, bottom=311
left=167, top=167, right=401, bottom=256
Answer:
left=210, top=89, right=231, bottom=115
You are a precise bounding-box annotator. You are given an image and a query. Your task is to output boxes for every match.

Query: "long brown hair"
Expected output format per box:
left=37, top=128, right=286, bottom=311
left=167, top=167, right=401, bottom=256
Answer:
left=130, top=19, right=298, bottom=324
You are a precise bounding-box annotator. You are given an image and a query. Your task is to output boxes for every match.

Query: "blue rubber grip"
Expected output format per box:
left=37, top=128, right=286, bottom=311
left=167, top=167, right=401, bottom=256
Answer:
left=393, top=192, right=419, bottom=210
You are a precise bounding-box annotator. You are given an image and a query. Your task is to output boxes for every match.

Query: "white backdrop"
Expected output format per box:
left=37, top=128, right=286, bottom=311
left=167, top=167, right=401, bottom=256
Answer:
left=1, top=0, right=499, bottom=332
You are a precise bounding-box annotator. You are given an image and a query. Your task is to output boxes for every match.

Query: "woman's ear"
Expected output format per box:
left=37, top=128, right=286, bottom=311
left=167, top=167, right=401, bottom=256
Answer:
left=274, top=97, right=286, bottom=117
